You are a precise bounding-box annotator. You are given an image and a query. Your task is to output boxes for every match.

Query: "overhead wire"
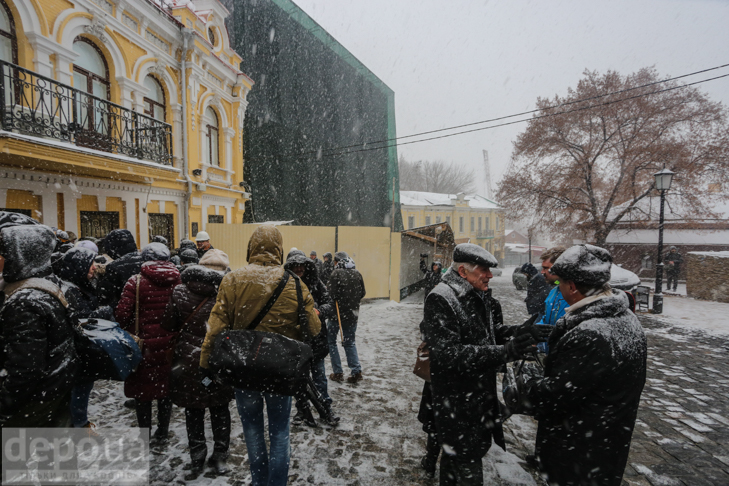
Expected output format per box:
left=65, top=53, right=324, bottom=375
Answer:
left=270, top=62, right=729, bottom=160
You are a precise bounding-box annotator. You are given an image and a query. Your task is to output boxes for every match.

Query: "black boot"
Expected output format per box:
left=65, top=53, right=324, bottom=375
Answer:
left=319, top=404, right=340, bottom=427
left=124, top=398, right=136, bottom=409
left=183, top=459, right=205, bottom=481
left=208, top=456, right=229, bottom=476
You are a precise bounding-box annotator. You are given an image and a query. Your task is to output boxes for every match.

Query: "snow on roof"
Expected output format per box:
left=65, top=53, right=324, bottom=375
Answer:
left=504, top=229, right=514, bottom=236
left=608, top=194, right=729, bottom=222
left=688, top=251, right=729, bottom=258
left=504, top=243, right=546, bottom=254
left=400, top=191, right=501, bottom=209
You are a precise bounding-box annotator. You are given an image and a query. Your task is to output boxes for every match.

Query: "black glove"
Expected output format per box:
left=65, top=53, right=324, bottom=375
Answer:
left=532, top=324, right=553, bottom=342
left=504, top=334, right=537, bottom=362
left=514, top=314, right=552, bottom=342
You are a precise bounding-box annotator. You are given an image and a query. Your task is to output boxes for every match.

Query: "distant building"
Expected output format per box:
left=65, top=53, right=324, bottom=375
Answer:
left=605, top=194, right=729, bottom=280
left=400, top=191, right=505, bottom=260
left=502, top=230, right=545, bottom=266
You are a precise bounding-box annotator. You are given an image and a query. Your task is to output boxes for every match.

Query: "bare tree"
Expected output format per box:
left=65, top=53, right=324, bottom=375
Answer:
left=399, top=156, right=476, bottom=194
left=497, top=67, right=729, bottom=246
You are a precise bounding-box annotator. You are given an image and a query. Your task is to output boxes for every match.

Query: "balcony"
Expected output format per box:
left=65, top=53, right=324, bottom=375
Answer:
left=475, top=229, right=495, bottom=239
left=0, top=61, right=172, bottom=166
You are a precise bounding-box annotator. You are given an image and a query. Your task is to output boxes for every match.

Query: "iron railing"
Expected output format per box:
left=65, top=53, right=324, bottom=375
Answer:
left=0, top=60, right=173, bottom=165
left=475, top=229, right=495, bottom=238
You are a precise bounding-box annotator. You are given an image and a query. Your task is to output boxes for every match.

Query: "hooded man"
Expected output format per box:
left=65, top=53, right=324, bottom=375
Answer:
left=328, top=251, right=366, bottom=384
left=309, top=251, right=323, bottom=276
left=199, top=225, right=321, bottom=486
left=284, top=249, right=338, bottom=427
left=97, top=229, right=143, bottom=308
left=420, top=257, right=443, bottom=302
left=520, top=244, right=647, bottom=486
left=423, top=243, right=546, bottom=485
left=0, top=214, right=78, bottom=426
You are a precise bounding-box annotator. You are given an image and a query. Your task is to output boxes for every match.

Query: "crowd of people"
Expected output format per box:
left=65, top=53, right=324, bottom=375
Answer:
left=0, top=215, right=368, bottom=485
left=0, top=208, right=651, bottom=486
left=417, top=242, right=648, bottom=486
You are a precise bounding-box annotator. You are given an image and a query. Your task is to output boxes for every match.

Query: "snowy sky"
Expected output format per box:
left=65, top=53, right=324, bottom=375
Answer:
left=291, top=0, right=729, bottom=196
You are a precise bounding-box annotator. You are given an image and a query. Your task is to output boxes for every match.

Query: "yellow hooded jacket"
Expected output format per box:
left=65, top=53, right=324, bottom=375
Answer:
left=199, top=225, right=321, bottom=368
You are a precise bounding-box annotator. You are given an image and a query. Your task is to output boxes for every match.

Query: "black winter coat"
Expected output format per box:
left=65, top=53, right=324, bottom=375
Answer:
left=525, top=273, right=550, bottom=316
left=665, top=251, right=683, bottom=276
left=0, top=224, right=77, bottom=424
left=161, top=265, right=232, bottom=409
left=98, top=251, right=143, bottom=308
left=523, top=290, right=647, bottom=486
left=423, top=269, right=513, bottom=460
left=320, top=259, right=335, bottom=286
left=420, top=260, right=443, bottom=300
left=329, top=267, right=366, bottom=323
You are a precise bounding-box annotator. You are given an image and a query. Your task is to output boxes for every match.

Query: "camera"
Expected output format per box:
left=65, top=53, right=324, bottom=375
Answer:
left=420, top=253, right=428, bottom=258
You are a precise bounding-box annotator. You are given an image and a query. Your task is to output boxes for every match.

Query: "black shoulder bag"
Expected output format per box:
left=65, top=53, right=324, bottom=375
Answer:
left=207, top=271, right=314, bottom=396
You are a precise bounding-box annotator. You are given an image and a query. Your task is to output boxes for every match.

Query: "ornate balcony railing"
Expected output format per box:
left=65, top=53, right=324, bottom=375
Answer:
left=0, top=60, right=173, bottom=166
left=475, top=229, right=495, bottom=239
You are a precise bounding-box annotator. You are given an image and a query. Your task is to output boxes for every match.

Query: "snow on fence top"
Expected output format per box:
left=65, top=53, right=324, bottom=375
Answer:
left=688, top=251, right=729, bottom=258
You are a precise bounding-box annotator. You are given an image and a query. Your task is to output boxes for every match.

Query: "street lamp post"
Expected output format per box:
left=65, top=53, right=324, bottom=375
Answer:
left=652, top=168, right=675, bottom=314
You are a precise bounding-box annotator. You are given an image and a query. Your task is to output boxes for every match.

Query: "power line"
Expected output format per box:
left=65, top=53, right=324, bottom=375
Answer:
left=276, top=62, right=729, bottom=160
left=314, top=72, right=729, bottom=159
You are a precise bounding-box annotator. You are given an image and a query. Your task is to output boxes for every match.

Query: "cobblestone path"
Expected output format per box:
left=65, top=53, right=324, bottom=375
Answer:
left=90, top=275, right=729, bottom=485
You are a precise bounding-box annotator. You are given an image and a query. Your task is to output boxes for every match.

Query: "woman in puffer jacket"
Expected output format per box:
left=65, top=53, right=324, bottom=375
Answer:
left=161, top=249, right=233, bottom=479
left=115, top=243, right=181, bottom=445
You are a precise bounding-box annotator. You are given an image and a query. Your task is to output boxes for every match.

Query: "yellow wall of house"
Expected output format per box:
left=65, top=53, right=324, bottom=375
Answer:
left=5, top=189, right=42, bottom=222
left=106, top=197, right=127, bottom=229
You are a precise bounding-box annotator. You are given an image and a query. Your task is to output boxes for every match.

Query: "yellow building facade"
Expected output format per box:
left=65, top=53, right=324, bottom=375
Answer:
left=400, top=191, right=506, bottom=260
left=0, top=0, right=253, bottom=244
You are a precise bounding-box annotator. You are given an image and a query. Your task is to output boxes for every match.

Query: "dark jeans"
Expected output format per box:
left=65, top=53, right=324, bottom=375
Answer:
left=135, top=398, right=172, bottom=432
left=70, top=380, right=95, bottom=427
left=667, top=272, right=679, bottom=290
left=185, top=406, right=231, bottom=462
left=439, top=454, right=483, bottom=486
left=327, top=318, right=361, bottom=375
left=235, top=389, right=291, bottom=486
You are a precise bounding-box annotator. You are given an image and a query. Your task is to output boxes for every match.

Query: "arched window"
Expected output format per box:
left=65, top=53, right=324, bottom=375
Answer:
left=208, top=27, right=216, bottom=47
left=205, top=106, right=219, bottom=166
left=73, top=37, right=110, bottom=139
left=0, top=0, right=17, bottom=64
left=73, top=38, right=109, bottom=99
left=143, top=75, right=165, bottom=121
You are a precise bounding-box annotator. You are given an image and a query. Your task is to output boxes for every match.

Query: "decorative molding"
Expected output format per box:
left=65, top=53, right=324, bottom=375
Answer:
left=146, top=30, right=171, bottom=54
left=122, top=13, right=138, bottom=32
left=90, top=0, right=114, bottom=15
left=148, top=61, right=166, bottom=77
left=84, top=18, right=108, bottom=43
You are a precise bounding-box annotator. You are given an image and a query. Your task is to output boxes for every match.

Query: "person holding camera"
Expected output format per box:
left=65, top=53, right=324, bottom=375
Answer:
left=420, top=254, right=443, bottom=302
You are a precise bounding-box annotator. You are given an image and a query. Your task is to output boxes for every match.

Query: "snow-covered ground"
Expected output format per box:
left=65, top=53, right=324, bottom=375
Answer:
left=87, top=285, right=539, bottom=485
left=643, top=294, right=729, bottom=337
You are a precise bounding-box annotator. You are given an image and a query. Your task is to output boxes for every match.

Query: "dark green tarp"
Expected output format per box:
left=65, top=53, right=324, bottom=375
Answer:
left=224, top=0, right=402, bottom=229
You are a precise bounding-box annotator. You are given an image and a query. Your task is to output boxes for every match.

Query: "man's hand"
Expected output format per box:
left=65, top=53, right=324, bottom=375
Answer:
left=514, top=315, right=553, bottom=343
left=504, top=334, right=537, bottom=362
